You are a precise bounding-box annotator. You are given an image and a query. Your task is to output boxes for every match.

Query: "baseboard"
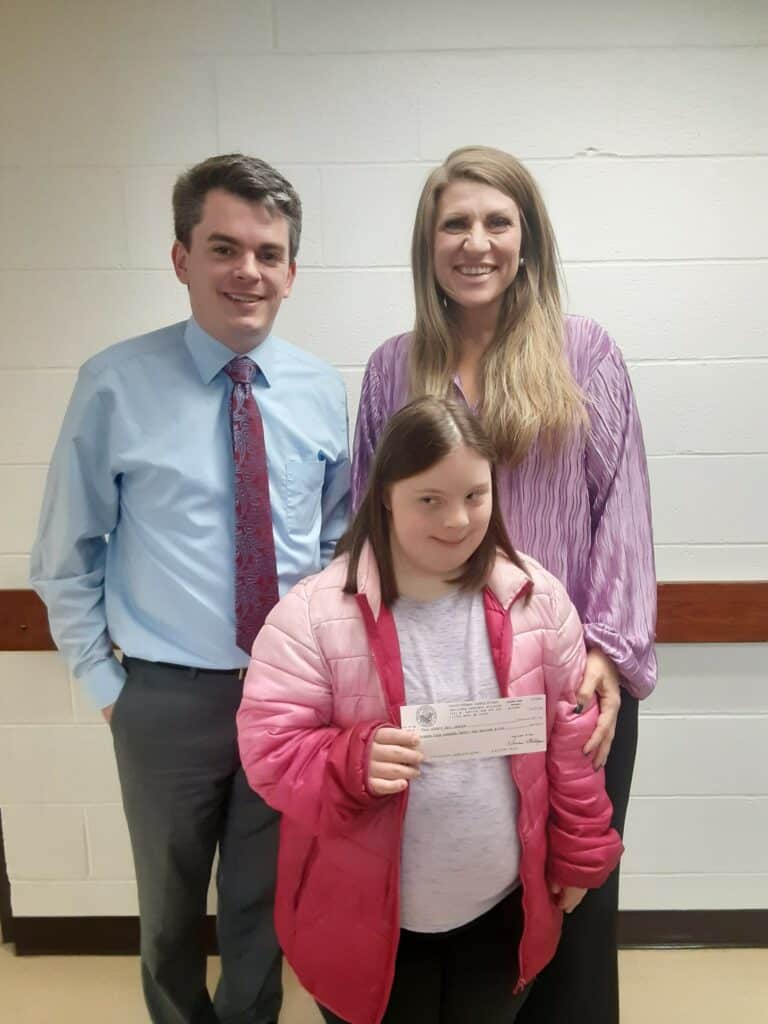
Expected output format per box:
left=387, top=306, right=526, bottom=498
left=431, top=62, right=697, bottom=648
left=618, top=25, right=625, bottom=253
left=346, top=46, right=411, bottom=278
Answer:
left=10, top=915, right=218, bottom=955
left=617, top=909, right=768, bottom=948
left=7, top=910, right=767, bottom=956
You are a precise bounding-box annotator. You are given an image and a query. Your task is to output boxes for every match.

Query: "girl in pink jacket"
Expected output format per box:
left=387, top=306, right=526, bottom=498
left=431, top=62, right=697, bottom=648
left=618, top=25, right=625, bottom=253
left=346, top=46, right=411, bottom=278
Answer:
left=237, top=397, right=623, bottom=1024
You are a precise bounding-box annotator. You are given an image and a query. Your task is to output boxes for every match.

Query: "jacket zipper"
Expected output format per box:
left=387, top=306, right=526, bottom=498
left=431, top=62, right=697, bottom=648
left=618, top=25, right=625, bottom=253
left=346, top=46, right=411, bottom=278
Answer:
left=355, top=593, right=409, bottom=1024
left=486, top=584, right=534, bottom=992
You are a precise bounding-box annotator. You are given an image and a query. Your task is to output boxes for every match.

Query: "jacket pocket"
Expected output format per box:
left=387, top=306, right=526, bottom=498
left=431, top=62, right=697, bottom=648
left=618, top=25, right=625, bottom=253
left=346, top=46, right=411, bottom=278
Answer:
left=294, top=837, right=319, bottom=915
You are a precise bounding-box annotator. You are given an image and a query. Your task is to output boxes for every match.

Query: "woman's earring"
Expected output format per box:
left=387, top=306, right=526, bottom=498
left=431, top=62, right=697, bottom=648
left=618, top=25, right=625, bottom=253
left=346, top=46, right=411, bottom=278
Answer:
left=519, top=257, right=526, bottom=268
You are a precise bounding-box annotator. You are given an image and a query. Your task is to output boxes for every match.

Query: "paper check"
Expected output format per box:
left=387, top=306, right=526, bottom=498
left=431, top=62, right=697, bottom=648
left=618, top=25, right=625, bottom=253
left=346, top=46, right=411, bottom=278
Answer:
left=399, top=695, right=546, bottom=761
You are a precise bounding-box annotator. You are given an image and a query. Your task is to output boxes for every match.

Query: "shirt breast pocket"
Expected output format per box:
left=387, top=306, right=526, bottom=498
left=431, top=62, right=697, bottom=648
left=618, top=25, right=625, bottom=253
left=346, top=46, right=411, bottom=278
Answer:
left=285, top=455, right=326, bottom=535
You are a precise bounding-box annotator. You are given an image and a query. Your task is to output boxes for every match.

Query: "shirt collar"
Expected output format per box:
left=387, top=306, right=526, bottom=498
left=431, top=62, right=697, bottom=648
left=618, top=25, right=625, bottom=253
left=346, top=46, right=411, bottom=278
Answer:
left=452, top=375, right=480, bottom=413
left=184, top=318, right=277, bottom=387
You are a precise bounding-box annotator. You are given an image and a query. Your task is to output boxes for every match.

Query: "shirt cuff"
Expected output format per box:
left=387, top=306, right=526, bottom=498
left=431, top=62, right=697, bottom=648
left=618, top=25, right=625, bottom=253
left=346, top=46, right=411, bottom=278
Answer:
left=79, top=656, right=127, bottom=710
left=582, top=623, right=654, bottom=700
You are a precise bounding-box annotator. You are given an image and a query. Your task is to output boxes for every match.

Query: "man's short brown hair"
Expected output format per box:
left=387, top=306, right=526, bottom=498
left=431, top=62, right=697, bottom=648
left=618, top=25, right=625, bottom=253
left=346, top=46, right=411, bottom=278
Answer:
left=173, top=154, right=302, bottom=260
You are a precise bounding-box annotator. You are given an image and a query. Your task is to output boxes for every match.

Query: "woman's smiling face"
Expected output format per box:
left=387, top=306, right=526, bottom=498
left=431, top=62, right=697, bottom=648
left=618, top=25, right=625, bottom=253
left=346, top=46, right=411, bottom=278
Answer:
left=433, top=179, right=523, bottom=319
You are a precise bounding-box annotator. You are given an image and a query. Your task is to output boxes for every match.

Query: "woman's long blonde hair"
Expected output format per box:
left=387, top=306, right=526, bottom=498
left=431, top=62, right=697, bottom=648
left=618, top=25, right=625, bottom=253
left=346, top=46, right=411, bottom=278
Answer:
left=410, top=145, right=588, bottom=465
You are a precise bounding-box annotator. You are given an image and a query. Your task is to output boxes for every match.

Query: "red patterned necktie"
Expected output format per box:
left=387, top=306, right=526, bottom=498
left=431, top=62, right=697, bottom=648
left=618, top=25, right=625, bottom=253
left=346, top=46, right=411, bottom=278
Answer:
left=224, top=356, right=279, bottom=655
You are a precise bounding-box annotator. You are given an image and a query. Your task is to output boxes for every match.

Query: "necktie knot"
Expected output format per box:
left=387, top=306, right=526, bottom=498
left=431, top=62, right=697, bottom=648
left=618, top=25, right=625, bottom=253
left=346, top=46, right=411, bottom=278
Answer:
left=225, top=356, right=257, bottom=385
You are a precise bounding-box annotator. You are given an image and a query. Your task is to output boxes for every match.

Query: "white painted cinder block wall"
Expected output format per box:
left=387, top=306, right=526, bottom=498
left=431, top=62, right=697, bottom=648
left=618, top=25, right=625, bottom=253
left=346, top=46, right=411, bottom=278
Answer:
left=1, top=1, right=766, bottom=918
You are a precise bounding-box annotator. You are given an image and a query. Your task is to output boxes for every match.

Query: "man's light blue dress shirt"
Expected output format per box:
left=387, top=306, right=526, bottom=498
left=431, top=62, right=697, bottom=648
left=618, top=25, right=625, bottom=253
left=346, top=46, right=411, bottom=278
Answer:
left=30, top=319, right=351, bottom=708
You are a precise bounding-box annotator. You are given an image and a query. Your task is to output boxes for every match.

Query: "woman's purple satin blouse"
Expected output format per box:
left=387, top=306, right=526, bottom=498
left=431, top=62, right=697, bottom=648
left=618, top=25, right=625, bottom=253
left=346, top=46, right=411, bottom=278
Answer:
left=351, top=315, right=657, bottom=699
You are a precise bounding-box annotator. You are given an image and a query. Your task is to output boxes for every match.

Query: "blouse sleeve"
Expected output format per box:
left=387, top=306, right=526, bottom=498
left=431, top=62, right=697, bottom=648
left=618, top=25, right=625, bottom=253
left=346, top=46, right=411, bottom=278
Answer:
left=351, top=356, right=389, bottom=512
left=582, top=338, right=658, bottom=699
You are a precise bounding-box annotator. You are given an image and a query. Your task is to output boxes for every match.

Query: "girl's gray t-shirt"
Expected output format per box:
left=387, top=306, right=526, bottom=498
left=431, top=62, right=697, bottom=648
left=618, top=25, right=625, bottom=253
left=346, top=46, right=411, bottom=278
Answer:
left=393, top=586, right=521, bottom=933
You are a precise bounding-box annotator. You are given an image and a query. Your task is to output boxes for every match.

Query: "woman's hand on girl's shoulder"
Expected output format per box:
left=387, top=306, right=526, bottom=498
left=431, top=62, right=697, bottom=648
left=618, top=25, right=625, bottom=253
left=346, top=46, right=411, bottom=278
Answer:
left=576, top=648, right=621, bottom=770
left=368, top=726, right=424, bottom=796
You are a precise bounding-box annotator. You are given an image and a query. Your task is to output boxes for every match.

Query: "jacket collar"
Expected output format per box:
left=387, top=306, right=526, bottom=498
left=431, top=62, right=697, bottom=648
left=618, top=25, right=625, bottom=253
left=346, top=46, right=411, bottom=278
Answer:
left=355, top=541, right=531, bottom=620
left=486, top=553, right=534, bottom=609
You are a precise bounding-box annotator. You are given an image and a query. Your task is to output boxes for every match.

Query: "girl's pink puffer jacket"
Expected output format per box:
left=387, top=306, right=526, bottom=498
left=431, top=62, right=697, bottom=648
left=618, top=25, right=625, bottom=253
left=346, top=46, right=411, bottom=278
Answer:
left=237, top=545, right=623, bottom=1024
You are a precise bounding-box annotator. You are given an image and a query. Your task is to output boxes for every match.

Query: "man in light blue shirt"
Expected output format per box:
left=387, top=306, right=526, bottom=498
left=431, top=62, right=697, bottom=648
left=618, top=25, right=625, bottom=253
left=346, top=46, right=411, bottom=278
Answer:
left=31, top=155, right=350, bottom=1024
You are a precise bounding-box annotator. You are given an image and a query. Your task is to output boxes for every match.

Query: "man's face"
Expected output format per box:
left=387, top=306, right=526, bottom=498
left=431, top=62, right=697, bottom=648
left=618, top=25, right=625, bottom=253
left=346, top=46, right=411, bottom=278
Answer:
left=172, top=188, right=296, bottom=353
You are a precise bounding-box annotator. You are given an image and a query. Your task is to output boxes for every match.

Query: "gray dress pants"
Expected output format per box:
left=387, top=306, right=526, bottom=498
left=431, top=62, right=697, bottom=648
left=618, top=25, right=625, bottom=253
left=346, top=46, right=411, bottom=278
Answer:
left=111, top=657, right=282, bottom=1024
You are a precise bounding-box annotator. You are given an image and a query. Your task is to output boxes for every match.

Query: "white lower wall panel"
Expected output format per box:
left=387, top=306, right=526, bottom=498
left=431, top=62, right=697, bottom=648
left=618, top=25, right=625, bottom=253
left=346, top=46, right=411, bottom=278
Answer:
left=2, top=805, right=88, bottom=881
left=10, top=881, right=139, bottom=917
left=10, top=879, right=219, bottom=918
left=0, top=652, right=73, bottom=724
left=622, top=797, right=768, bottom=875
left=620, top=872, right=768, bottom=910
left=84, top=805, right=135, bottom=882
left=0, top=725, right=121, bottom=804
left=632, top=716, right=768, bottom=796
left=650, top=645, right=768, bottom=715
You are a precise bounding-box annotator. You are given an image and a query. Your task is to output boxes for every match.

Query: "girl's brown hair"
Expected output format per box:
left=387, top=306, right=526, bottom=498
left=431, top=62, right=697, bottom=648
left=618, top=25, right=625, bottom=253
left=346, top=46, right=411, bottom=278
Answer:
left=337, top=397, right=527, bottom=605
left=409, top=145, right=588, bottom=466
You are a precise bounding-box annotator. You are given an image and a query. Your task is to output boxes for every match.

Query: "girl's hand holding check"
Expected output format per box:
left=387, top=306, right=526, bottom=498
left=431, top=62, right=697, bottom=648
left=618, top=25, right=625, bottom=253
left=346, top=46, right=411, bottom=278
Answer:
left=368, top=727, right=424, bottom=796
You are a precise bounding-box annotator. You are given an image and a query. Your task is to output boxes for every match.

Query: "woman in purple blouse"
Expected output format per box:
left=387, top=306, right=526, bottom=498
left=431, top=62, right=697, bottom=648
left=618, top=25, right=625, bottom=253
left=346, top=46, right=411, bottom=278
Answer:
left=351, top=146, right=656, bottom=1024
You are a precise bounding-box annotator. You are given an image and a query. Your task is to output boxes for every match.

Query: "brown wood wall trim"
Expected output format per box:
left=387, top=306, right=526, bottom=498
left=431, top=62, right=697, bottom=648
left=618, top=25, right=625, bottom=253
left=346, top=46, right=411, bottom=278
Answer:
left=8, top=910, right=767, bottom=955
left=655, top=582, right=768, bottom=643
left=0, top=590, right=56, bottom=652
left=2, top=583, right=767, bottom=650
